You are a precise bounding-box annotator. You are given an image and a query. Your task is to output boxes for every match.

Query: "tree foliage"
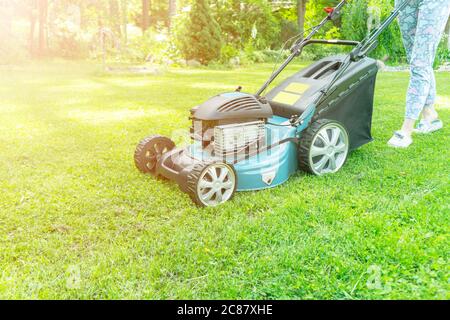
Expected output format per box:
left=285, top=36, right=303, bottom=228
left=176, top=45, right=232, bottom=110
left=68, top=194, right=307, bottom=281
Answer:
left=177, top=0, right=222, bottom=64
left=341, top=0, right=405, bottom=62
left=213, top=0, right=279, bottom=49
left=1, top=0, right=449, bottom=65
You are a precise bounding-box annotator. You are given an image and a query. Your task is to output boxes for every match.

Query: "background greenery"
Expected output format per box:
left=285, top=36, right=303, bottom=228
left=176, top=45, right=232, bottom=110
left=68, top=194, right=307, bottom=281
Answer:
left=0, top=62, right=448, bottom=299
left=2, top=0, right=449, bottom=66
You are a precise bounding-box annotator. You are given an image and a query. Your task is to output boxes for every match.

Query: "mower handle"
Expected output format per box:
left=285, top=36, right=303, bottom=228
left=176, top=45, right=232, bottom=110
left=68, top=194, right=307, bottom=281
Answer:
left=288, top=39, right=359, bottom=61
left=313, top=0, right=414, bottom=113
left=323, top=1, right=347, bottom=21
left=299, top=39, right=360, bottom=50
left=256, top=0, right=347, bottom=96
left=350, top=0, right=413, bottom=61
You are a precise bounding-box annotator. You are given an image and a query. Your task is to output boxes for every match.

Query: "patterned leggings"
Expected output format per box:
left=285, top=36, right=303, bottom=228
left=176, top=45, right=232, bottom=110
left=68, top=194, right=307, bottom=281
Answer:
left=395, top=0, right=450, bottom=120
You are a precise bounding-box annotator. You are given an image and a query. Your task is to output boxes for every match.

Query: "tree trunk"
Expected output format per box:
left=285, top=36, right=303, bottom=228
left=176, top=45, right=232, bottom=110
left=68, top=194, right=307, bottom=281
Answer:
left=1, top=2, right=13, bottom=37
left=121, top=0, right=128, bottom=47
left=109, top=0, right=121, bottom=36
left=80, top=2, right=86, bottom=30
left=37, top=0, right=48, bottom=56
left=446, top=17, right=450, bottom=50
left=168, top=0, right=176, bottom=30
left=297, top=0, right=307, bottom=41
left=29, top=1, right=37, bottom=56
left=142, top=0, right=150, bottom=32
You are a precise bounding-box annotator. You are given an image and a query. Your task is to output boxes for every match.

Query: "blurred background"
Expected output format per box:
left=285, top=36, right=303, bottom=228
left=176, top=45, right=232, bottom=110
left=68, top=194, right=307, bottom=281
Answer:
left=0, top=0, right=449, bottom=68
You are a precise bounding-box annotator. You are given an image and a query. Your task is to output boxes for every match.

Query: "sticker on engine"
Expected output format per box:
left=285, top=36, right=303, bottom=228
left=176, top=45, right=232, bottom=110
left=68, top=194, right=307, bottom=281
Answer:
left=272, top=91, right=301, bottom=105
left=285, top=82, right=310, bottom=94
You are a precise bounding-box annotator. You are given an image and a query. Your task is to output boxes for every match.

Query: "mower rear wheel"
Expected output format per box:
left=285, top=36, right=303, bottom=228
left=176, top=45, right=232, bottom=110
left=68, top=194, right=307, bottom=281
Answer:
left=187, top=161, right=237, bottom=207
left=134, top=135, right=175, bottom=174
left=298, top=119, right=349, bottom=175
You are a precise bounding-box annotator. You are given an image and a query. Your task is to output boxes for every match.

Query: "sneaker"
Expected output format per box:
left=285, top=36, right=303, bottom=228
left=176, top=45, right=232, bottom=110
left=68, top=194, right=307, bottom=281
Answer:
left=414, top=119, right=443, bottom=134
left=388, top=131, right=412, bottom=148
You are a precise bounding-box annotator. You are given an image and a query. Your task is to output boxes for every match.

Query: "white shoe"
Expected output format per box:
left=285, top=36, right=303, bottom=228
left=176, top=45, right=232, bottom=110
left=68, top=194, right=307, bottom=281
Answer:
left=388, top=131, right=412, bottom=148
left=414, top=119, right=443, bottom=134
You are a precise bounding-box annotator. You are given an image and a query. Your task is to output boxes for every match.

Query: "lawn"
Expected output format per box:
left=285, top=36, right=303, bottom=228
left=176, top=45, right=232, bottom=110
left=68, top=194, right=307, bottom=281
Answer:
left=0, top=61, right=448, bottom=299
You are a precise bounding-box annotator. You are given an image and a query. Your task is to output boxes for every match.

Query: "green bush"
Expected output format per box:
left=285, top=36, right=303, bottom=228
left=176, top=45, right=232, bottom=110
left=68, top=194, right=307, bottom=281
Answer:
left=435, top=37, right=450, bottom=68
left=219, top=44, right=240, bottom=64
left=123, top=28, right=175, bottom=63
left=0, top=37, right=29, bottom=64
left=49, top=29, right=90, bottom=59
left=274, top=7, right=300, bottom=45
left=341, top=0, right=368, bottom=42
left=177, top=0, right=222, bottom=64
left=341, top=0, right=406, bottom=63
left=213, top=0, right=279, bottom=50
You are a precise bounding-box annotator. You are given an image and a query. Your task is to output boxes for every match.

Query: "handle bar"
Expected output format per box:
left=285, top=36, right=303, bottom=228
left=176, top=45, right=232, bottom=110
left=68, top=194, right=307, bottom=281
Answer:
left=256, top=0, right=348, bottom=96
left=300, top=39, right=359, bottom=49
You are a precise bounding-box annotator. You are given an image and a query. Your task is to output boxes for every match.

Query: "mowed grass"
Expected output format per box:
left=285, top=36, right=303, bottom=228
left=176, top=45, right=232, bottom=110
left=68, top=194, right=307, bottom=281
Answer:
left=0, top=61, right=448, bottom=299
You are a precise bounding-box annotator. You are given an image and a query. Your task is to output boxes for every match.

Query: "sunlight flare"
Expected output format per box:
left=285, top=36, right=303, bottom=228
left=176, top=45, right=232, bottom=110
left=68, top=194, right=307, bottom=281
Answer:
left=435, top=95, right=450, bottom=109
left=66, top=108, right=170, bottom=124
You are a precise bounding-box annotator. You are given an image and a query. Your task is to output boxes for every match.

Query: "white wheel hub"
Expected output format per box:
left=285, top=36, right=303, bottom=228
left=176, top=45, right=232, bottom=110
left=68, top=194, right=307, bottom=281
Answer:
left=309, top=123, right=349, bottom=175
left=197, top=163, right=235, bottom=207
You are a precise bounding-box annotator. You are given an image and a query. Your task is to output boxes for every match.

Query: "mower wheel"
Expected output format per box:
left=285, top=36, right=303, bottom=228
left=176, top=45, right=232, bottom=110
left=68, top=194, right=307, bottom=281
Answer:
left=298, top=119, right=349, bottom=175
left=134, top=135, right=175, bottom=174
left=186, top=161, right=237, bottom=207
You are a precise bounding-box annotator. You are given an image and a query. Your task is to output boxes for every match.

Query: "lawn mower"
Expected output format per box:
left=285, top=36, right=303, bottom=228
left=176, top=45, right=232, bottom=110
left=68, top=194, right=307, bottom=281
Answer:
left=134, top=0, right=411, bottom=207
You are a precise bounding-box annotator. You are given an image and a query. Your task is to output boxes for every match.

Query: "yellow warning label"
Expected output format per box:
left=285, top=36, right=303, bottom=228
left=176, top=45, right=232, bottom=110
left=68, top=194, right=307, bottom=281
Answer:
left=285, top=82, right=310, bottom=94
left=272, top=91, right=301, bottom=105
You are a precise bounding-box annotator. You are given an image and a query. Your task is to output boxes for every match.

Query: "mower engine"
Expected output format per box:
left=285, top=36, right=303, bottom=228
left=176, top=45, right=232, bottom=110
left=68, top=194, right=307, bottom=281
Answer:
left=189, top=92, right=273, bottom=159
left=214, top=120, right=266, bottom=159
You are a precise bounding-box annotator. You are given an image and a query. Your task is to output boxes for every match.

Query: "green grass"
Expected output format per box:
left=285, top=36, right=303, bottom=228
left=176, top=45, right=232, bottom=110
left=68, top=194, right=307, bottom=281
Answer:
left=0, top=61, right=449, bottom=299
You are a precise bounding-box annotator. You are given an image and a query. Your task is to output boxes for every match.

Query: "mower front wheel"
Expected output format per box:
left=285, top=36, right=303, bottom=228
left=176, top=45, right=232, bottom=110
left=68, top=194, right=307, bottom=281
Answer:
left=298, top=119, right=349, bottom=175
left=187, top=161, right=237, bottom=207
left=134, top=135, right=175, bottom=175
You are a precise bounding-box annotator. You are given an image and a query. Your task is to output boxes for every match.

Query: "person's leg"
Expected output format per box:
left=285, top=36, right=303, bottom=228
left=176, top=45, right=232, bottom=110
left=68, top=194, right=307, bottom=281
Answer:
left=405, top=0, right=450, bottom=121
left=417, top=68, right=443, bottom=133
left=390, top=0, right=450, bottom=147
left=396, top=0, right=419, bottom=63
left=421, top=72, right=438, bottom=120
left=388, top=0, right=419, bottom=147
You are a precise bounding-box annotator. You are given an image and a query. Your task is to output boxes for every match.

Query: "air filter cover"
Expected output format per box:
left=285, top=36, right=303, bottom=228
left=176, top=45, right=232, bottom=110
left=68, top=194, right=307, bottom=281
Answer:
left=192, top=92, right=273, bottom=121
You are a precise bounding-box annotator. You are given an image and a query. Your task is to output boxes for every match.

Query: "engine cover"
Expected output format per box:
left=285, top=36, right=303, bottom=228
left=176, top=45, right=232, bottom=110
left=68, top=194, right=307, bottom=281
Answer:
left=191, top=92, right=273, bottom=121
